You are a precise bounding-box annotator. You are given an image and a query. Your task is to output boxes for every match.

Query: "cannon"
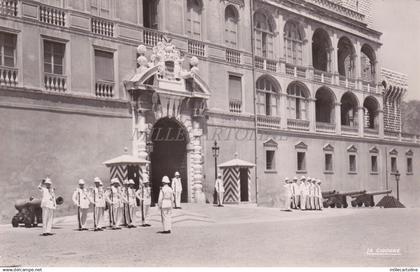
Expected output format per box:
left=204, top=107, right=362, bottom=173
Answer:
left=322, top=190, right=366, bottom=208
left=351, top=190, right=392, bottom=208
left=11, top=196, right=64, bottom=228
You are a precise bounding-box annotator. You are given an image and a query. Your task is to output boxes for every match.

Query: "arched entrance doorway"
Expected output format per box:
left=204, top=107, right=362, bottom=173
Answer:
left=150, top=118, right=189, bottom=204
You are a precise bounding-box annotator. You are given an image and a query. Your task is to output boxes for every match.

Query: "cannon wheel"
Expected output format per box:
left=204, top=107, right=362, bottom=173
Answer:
left=343, top=203, right=348, bottom=208
left=323, top=202, right=328, bottom=208
left=11, top=216, right=19, bottom=228
left=357, top=202, right=363, bottom=207
left=24, top=216, right=32, bottom=228
left=330, top=203, right=336, bottom=208
left=336, top=203, right=342, bottom=208
left=351, top=200, right=357, bottom=207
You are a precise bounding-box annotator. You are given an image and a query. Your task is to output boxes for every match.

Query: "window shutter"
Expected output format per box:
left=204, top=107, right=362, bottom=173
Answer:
left=255, top=30, right=262, bottom=57
left=228, top=75, right=242, bottom=101
left=290, top=98, right=296, bottom=119
left=257, top=92, right=265, bottom=115
left=301, top=99, right=307, bottom=120
left=95, top=50, right=114, bottom=81
left=270, top=95, right=278, bottom=116
left=267, top=34, right=274, bottom=59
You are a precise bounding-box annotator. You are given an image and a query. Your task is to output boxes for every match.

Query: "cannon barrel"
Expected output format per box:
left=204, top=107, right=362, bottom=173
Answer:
left=340, top=190, right=367, bottom=196
left=365, top=190, right=392, bottom=196
left=14, top=198, right=41, bottom=211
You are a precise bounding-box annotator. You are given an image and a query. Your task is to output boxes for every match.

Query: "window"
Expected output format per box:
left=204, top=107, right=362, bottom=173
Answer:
left=90, top=0, right=110, bottom=18
left=44, top=40, right=65, bottom=75
left=94, top=50, right=114, bottom=81
left=266, top=150, right=275, bottom=171
left=254, top=11, right=274, bottom=59
left=284, top=21, right=303, bottom=66
left=361, top=44, right=376, bottom=82
left=391, top=157, right=397, bottom=173
left=0, top=32, right=16, bottom=67
left=297, top=152, right=306, bottom=172
left=256, top=77, right=278, bottom=116
left=143, top=0, right=158, bottom=29
left=225, top=5, right=238, bottom=47
left=349, top=154, right=356, bottom=173
left=371, top=155, right=378, bottom=173
left=407, top=157, right=413, bottom=174
left=228, top=74, right=242, bottom=113
left=325, top=153, right=333, bottom=172
left=186, top=0, right=202, bottom=39
left=287, top=82, right=309, bottom=120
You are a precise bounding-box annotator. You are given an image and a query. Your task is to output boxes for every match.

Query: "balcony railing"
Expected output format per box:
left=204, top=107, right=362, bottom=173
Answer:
left=143, top=29, right=163, bottom=46
left=91, top=17, right=114, bottom=37
left=188, top=40, right=205, bottom=57
left=316, top=122, right=336, bottom=133
left=364, top=128, right=379, bottom=137
left=286, top=64, right=306, bottom=78
left=266, top=60, right=277, bottom=72
left=384, top=130, right=400, bottom=139
left=0, top=0, right=18, bottom=17
left=342, top=125, right=358, bottom=135
left=401, top=133, right=417, bottom=143
left=314, top=69, right=333, bottom=84
left=44, top=73, right=66, bottom=92
left=362, top=81, right=377, bottom=93
left=287, top=119, right=310, bottom=131
left=229, top=99, right=242, bottom=113
left=339, top=75, right=356, bottom=89
left=39, top=5, right=66, bottom=27
left=257, top=115, right=281, bottom=129
left=95, top=80, right=114, bottom=98
left=226, top=49, right=241, bottom=64
left=0, top=66, right=18, bottom=86
left=255, top=57, right=264, bottom=70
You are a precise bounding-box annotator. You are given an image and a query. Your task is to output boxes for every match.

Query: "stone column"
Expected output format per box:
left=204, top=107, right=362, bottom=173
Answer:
left=331, top=33, right=339, bottom=84
left=280, top=93, right=288, bottom=129
left=304, top=24, right=313, bottom=68
left=309, top=98, right=316, bottom=132
left=335, top=102, right=342, bottom=135
left=358, top=106, right=364, bottom=137
left=191, top=119, right=205, bottom=203
left=378, top=109, right=384, bottom=138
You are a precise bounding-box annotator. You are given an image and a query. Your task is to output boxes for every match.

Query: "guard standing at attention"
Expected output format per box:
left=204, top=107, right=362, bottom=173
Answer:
left=214, top=173, right=224, bottom=207
left=91, top=177, right=106, bottom=231
left=291, top=177, right=300, bottom=209
left=299, top=176, right=308, bottom=210
left=136, top=173, right=152, bottom=227
left=171, top=171, right=182, bottom=209
left=158, top=176, right=174, bottom=234
left=283, top=177, right=292, bottom=212
left=105, top=178, right=123, bottom=230
left=38, top=177, right=57, bottom=236
left=124, top=179, right=137, bottom=228
left=316, top=179, right=323, bottom=210
left=72, top=179, right=91, bottom=231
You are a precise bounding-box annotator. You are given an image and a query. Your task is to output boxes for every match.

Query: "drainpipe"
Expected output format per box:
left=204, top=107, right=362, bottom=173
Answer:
left=250, top=0, right=258, bottom=204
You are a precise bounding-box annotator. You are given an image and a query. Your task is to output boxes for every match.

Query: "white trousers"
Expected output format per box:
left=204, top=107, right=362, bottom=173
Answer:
left=79, top=208, right=88, bottom=228
left=42, top=207, right=54, bottom=234
left=174, top=192, right=182, bottom=208
left=94, top=207, right=105, bottom=228
left=161, top=208, right=172, bottom=231
left=142, top=204, right=150, bottom=224
left=300, top=194, right=307, bottom=210
left=217, top=192, right=224, bottom=205
left=125, top=205, right=136, bottom=225
left=111, top=206, right=122, bottom=227
left=284, top=194, right=292, bottom=210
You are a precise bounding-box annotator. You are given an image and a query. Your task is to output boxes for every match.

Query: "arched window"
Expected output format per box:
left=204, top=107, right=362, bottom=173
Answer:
left=256, top=76, right=279, bottom=116
left=284, top=21, right=303, bottom=65
left=186, top=0, right=203, bottom=39
left=337, top=37, right=356, bottom=78
left=254, top=11, right=275, bottom=59
left=312, top=28, right=331, bottom=72
left=363, top=96, right=379, bottom=129
left=287, top=82, right=309, bottom=120
left=225, top=5, right=238, bottom=47
left=361, top=44, right=376, bottom=82
left=341, top=92, right=359, bottom=127
left=315, top=87, right=335, bottom=123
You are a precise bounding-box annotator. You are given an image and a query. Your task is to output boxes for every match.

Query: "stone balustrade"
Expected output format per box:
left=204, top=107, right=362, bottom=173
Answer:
left=229, top=99, right=242, bottom=113
left=226, top=49, right=241, bottom=64
left=188, top=39, right=205, bottom=57
left=44, top=73, right=66, bottom=92
left=255, top=57, right=264, bottom=70
left=257, top=115, right=281, bottom=129
left=91, top=17, right=114, bottom=37
left=143, top=29, right=163, bottom=46
left=0, top=0, right=17, bottom=16
left=95, top=80, right=114, bottom=98
left=39, top=4, right=65, bottom=27
left=0, top=66, right=18, bottom=86
left=287, top=118, right=310, bottom=131
left=316, top=122, right=336, bottom=133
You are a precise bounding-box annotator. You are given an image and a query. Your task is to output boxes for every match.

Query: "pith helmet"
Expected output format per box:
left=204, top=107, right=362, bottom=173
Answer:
left=128, top=179, right=135, bottom=185
left=217, top=173, right=222, bottom=178
left=300, top=176, right=306, bottom=180
left=78, top=179, right=85, bottom=185
left=94, top=177, right=101, bottom=183
left=293, top=176, right=298, bottom=181
left=162, top=176, right=170, bottom=184
left=44, top=178, right=52, bottom=184
left=317, top=179, right=322, bottom=184
left=175, top=171, right=180, bottom=176
left=111, top=178, right=120, bottom=185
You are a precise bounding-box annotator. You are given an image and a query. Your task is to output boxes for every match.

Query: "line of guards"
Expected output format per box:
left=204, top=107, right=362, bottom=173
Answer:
left=283, top=176, right=323, bottom=211
left=37, top=172, right=184, bottom=236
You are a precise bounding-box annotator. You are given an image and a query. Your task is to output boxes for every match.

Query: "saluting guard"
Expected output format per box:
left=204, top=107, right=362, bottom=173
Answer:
left=158, top=176, right=174, bottom=234
left=214, top=173, right=224, bottom=207
left=124, top=179, right=137, bottom=228
left=38, top=178, right=57, bottom=236
left=72, top=179, right=91, bottom=231
left=291, top=177, right=300, bottom=209
left=105, top=178, right=123, bottom=230
left=171, top=171, right=182, bottom=209
left=91, top=177, right=106, bottom=231
left=282, top=178, right=292, bottom=211
left=136, top=173, right=152, bottom=227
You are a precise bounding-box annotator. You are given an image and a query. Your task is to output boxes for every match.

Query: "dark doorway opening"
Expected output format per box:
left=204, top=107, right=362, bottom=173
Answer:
left=150, top=118, right=188, bottom=205
left=127, top=165, right=141, bottom=206
left=239, top=168, right=249, bottom=202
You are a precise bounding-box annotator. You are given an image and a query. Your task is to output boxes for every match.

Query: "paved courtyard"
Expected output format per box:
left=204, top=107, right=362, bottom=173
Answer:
left=0, top=204, right=419, bottom=267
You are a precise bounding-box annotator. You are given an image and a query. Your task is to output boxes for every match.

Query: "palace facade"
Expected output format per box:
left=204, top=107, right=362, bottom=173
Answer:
left=0, top=0, right=419, bottom=221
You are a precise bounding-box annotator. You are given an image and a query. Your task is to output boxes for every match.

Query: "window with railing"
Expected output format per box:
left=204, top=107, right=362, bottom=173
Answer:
left=254, top=11, right=274, bottom=59
left=94, top=50, right=114, bottom=98
left=143, top=0, right=158, bottom=29
left=284, top=21, right=303, bottom=66
left=287, top=82, right=309, bottom=121
left=256, top=76, right=279, bottom=116
left=228, top=74, right=242, bottom=113
left=43, top=40, right=66, bottom=92
left=224, top=5, right=238, bottom=48
left=0, top=32, right=17, bottom=86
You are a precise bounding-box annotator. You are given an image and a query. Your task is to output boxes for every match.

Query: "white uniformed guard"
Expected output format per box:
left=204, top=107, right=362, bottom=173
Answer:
left=105, top=178, right=123, bottom=230
left=214, top=173, right=224, bottom=207
left=124, top=179, right=137, bottom=228
left=291, top=177, right=300, bottom=209
left=283, top=178, right=292, bottom=211
left=171, top=171, right=182, bottom=209
left=311, top=178, right=318, bottom=210
left=72, top=179, right=91, bottom=231
left=38, top=178, right=56, bottom=236
left=158, top=176, right=174, bottom=234
left=306, top=178, right=313, bottom=210
left=299, top=176, right=308, bottom=210
left=136, top=173, right=152, bottom=227
left=91, top=177, right=106, bottom=231
left=316, top=179, right=323, bottom=210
